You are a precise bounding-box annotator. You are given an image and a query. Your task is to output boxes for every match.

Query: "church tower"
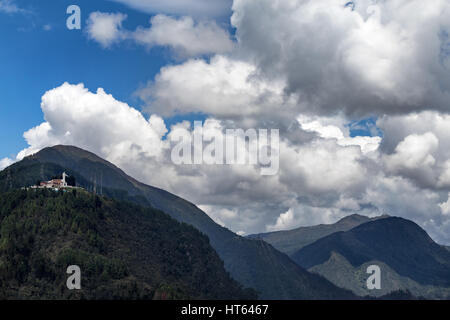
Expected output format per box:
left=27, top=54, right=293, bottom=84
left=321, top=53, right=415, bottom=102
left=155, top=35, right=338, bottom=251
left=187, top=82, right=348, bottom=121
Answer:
left=62, top=172, right=68, bottom=187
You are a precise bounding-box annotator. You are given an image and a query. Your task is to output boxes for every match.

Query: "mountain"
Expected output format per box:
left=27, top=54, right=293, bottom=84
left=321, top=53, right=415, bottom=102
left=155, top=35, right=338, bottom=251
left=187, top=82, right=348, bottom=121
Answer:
left=0, top=145, right=355, bottom=299
left=248, top=214, right=389, bottom=255
left=0, top=188, right=255, bottom=299
left=292, top=217, right=450, bottom=298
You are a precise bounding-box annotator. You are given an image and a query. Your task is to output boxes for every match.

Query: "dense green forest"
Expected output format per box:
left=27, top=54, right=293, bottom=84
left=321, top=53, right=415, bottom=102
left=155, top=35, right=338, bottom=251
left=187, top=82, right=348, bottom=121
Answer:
left=0, top=188, right=256, bottom=299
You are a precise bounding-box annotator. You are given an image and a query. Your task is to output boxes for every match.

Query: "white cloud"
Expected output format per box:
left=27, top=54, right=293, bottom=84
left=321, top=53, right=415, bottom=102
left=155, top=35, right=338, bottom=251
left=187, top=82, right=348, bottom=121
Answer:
left=132, top=15, right=233, bottom=57
left=0, top=0, right=24, bottom=14
left=17, top=83, right=167, bottom=166
left=363, top=174, right=444, bottom=235
left=199, top=205, right=238, bottom=227
left=0, top=158, right=14, bottom=170
left=383, top=132, right=439, bottom=187
left=230, top=0, right=450, bottom=117
left=86, top=13, right=232, bottom=57
left=86, top=12, right=127, bottom=48
left=266, top=208, right=295, bottom=232
left=438, top=160, right=450, bottom=188
left=389, top=133, right=439, bottom=170
left=298, top=115, right=381, bottom=154
left=281, top=139, right=367, bottom=195
left=439, top=193, right=450, bottom=215
left=109, top=0, right=232, bottom=18
left=138, top=55, right=297, bottom=126
left=378, top=112, right=450, bottom=190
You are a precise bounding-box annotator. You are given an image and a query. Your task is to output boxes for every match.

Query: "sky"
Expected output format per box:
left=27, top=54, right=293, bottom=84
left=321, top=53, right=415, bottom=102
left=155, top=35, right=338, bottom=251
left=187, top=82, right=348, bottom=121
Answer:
left=1, top=0, right=450, bottom=244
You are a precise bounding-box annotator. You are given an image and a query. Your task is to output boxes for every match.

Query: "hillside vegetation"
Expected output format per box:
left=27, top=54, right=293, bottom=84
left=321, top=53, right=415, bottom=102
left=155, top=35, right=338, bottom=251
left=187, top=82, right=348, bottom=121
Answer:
left=0, top=189, right=256, bottom=299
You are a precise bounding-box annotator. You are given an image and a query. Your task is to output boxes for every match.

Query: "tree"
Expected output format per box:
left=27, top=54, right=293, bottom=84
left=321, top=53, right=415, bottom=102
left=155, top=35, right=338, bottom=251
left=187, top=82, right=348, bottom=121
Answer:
left=66, top=176, right=76, bottom=187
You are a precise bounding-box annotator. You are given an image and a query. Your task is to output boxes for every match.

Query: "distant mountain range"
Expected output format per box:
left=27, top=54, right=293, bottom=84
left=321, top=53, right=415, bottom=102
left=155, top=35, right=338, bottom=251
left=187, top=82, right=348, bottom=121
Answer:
left=248, top=214, right=389, bottom=255
left=253, top=215, right=450, bottom=299
left=293, top=217, right=450, bottom=284
left=0, top=145, right=355, bottom=299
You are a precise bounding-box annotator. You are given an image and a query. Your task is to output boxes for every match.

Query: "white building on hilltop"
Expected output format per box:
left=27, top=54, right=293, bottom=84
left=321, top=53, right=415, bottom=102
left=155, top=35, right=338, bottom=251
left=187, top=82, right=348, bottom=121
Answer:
left=39, top=172, right=70, bottom=189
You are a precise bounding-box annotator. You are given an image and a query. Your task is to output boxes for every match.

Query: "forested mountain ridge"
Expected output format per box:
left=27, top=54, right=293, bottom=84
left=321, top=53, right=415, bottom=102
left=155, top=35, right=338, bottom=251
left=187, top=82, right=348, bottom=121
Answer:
left=0, top=188, right=256, bottom=299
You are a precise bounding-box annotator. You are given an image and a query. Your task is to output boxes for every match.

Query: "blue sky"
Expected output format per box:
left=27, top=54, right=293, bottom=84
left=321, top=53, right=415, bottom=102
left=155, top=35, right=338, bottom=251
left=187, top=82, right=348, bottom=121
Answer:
left=0, top=0, right=174, bottom=159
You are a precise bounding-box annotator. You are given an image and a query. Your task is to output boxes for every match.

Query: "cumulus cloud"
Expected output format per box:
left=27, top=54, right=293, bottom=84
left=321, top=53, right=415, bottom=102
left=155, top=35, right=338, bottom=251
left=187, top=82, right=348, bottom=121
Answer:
left=439, top=194, right=450, bottom=216
left=378, top=112, right=450, bottom=190
left=298, top=115, right=381, bottom=154
left=230, top=0, right=450, bottom=117
left=132, top=15, right=233, bottom=57
left=109, top=0, right=232, bottom=18
left=86, top=12, right=127, bottom=48
left=383, top=132, right=439, bottom=187
left=199, top=205, right=238, bottom=228
left=363, top=174, right=446, bottom=238
left=0, top=158, right=13, bottom=170
left=17, top=83, right=167, bottom=164
left=0, top=0, right=25, bottom=14
left=86, top=12, right=233, bottom=56
left=266, top=208, right=296, bottom=232
left=127, top=0, right=450, bottom=121
left=138, top=55, right=298, bottom=126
